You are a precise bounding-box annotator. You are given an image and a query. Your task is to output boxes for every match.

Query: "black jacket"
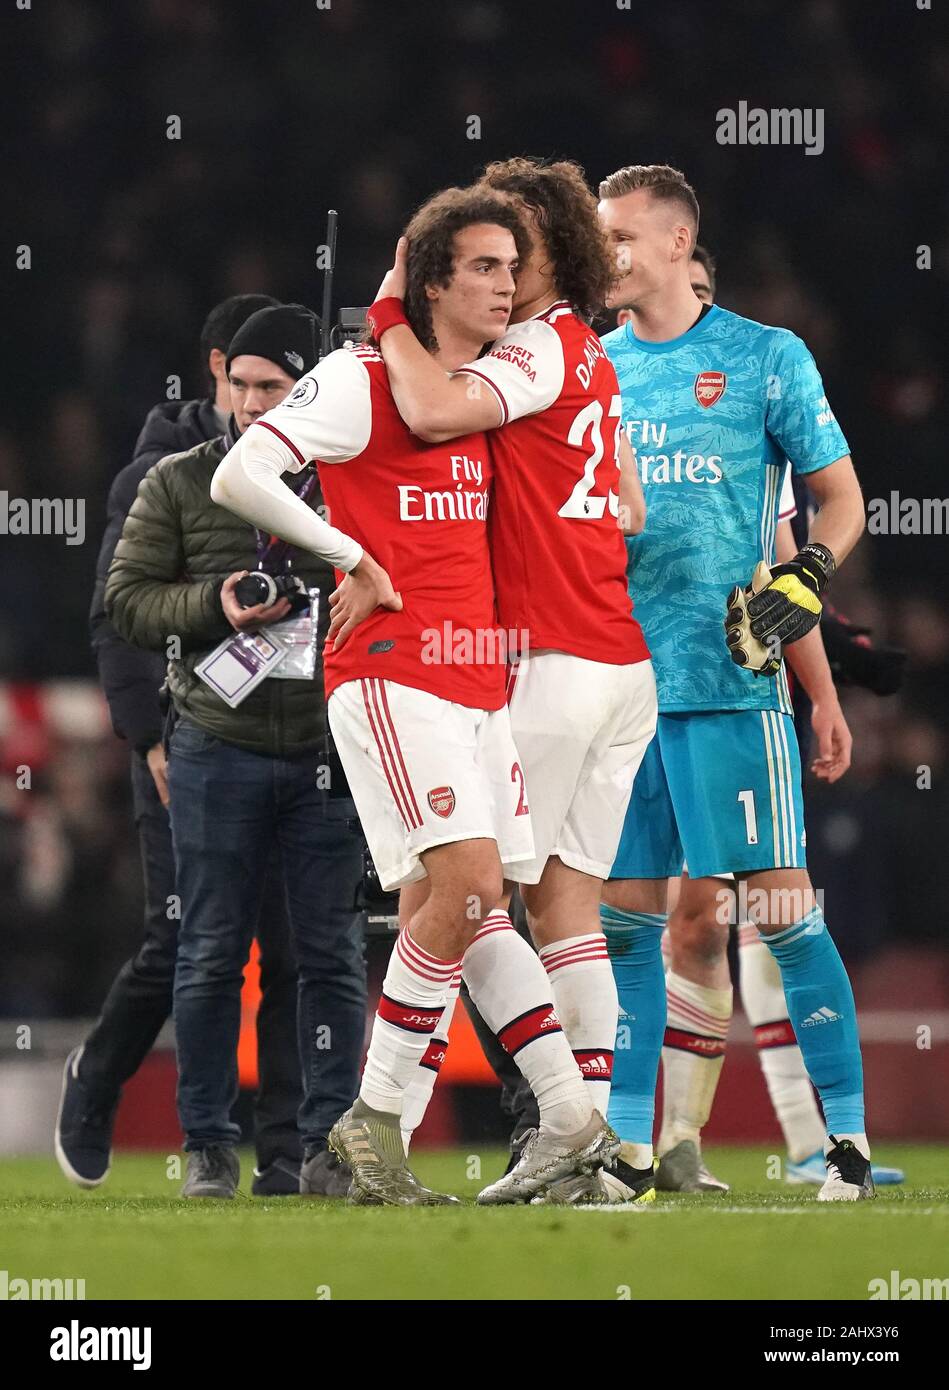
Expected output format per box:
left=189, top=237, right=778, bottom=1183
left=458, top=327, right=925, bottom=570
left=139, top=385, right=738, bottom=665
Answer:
left=89, top=398, right=223, bottom=752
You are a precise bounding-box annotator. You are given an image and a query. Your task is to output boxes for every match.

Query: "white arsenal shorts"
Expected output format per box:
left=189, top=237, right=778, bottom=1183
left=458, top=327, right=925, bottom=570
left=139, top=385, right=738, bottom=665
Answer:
left=328, top=677, right=535, bottom=892
left=506, top=650, right=658, bottom=884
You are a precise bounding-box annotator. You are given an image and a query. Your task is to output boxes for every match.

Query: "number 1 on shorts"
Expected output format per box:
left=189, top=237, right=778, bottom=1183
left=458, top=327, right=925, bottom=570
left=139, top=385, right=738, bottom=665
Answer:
left=738, top=788, right=758, bottom=845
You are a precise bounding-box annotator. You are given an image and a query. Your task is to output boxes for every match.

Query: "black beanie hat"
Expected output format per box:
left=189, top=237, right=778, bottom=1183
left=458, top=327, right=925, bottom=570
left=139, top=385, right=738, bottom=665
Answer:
left=225, top=303, right=321, bottom=380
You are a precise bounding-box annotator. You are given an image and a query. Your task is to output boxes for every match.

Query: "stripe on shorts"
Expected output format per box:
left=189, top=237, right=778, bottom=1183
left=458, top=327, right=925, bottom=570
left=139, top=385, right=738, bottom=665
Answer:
left=760, top=711, right=786, bottom=867
left=771, top=711, right=799, bottom=867
left=361, top=678, right=421, bottom=831
left=375, top=680, right=424, bottom=825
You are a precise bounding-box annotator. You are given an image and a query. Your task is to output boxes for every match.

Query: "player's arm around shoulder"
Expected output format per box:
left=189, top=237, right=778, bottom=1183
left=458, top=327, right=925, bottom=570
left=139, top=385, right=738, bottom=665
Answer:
left=379, top=323, right=504, bottom=443
left=371, top=237, right=503, bottom=443
left=617, top=431, right=645, bottom=535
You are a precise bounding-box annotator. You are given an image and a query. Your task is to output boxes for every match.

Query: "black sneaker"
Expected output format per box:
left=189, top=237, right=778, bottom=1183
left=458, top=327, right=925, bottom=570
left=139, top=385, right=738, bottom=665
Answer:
left=251, top=1156, right=301, bottom=1197
left=299, top=1147, right=352, bottom=1198
left=817, top=1136, right=875, bottom=1202
left=54, top=1046, right=119, bottom=1189
left=181, top=1145, right=240, bottom=1199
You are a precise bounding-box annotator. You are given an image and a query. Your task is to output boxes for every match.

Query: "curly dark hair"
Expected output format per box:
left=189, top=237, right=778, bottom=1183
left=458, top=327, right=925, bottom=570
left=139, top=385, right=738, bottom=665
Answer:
left=368, top=187, right=531, bottom=352
left=478, top=157, right=613, bottom=322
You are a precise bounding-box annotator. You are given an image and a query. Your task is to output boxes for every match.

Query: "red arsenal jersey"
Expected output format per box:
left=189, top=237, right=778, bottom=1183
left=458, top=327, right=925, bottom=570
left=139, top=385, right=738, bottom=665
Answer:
left=253, top=345, right=505, bottom=710
left=461, top=301, right=649, bottom=666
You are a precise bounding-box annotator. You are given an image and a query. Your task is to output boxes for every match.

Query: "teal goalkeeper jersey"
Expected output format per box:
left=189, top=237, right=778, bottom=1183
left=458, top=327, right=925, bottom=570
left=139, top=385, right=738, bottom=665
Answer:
left=602, top=304, right=850, bottom=714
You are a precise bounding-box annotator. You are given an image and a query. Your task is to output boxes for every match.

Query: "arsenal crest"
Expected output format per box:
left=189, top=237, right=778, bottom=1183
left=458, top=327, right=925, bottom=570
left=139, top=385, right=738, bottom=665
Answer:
left=427, top=786, right=455, bottom=818
left=694, top=370, right=726, bottom=408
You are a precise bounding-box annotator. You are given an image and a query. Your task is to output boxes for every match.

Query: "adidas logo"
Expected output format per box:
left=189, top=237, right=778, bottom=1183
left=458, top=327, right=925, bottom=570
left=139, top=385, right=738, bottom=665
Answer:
left=801, top=1005, right=842, bottom=1027
left=579, top=1055, right=611, bottom=1076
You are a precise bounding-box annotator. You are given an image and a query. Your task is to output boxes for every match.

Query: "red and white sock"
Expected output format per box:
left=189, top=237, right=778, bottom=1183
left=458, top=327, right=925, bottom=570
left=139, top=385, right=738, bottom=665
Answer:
left=359, top=928, right=461, bottom=1116
left=537, top=933, right=617, bottom=1118
left=658, top=970, right=731, bottom=1153
left=401, top=971, right=461, bottom=1154
left=738, top=925, right=824, bottom=1162
left=462, top=909, right=592, bottom=1135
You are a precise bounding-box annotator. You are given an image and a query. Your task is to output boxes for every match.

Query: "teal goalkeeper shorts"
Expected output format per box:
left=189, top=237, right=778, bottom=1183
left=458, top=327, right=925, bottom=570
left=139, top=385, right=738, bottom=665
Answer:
left=610, top=708, right=806, bottom=880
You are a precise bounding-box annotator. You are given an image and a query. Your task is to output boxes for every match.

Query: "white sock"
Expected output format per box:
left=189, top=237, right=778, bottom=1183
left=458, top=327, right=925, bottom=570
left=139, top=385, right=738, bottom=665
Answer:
left=359, top=928, right=460, bottom=1115
left=537, top=933, right=617, bottom=1118
left=658, top=970, right=731, bottom=1154
left=738, top=927, right=824, bottom=1163
left=620, top=1140, right=655, bottom=1171
left=401, top=974, right=460, bottom=1154
left=462, top=909, right=592, bottom=1135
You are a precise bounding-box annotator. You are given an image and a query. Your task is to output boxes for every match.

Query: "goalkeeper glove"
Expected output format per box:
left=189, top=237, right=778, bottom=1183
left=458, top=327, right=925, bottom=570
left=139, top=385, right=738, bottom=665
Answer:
left=724, top=542, right=836, bottom=678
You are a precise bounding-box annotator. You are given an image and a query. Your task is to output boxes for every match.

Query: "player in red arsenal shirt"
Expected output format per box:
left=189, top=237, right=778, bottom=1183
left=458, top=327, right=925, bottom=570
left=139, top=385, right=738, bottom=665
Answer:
left=373, top=158, right=658, bottom=1203
left=212, top=186, right=620, bottom=1205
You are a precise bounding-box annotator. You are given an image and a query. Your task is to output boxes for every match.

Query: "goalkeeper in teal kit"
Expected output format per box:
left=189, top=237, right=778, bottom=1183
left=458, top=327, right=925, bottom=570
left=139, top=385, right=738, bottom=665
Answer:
left=596, top=164, right=872, bottom=1201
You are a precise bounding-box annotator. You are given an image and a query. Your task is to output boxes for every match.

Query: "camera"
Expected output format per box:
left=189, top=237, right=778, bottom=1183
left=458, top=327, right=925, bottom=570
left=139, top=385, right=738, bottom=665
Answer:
left=355, top=845, right=400, bottom=937
left=234, top=570, right=310, bottom=613
left=331, top=307, right=369, bottom=350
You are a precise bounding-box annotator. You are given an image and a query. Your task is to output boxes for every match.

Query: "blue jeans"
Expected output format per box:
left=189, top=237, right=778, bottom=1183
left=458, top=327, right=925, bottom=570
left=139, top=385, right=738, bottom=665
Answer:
left=168, top=718, right=366, bottom=1153
left=79, top=751, right=304, bottom=1168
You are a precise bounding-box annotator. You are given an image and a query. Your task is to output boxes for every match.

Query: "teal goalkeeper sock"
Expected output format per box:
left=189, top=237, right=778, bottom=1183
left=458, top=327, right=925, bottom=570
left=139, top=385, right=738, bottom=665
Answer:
left=601, top=904, right=667, bottom=1145
left=764, top=908, right=864, bottom=1134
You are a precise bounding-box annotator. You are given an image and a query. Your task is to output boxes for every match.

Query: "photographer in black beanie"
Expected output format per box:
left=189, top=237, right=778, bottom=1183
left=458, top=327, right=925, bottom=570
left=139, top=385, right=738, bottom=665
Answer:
left=100, top=303, right=366, bottom=1199
left=59, top=295, right=314, bottom=1198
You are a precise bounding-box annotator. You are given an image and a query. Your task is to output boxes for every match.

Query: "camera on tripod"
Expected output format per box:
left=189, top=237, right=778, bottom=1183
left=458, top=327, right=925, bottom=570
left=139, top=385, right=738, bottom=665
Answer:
left=234, top=570, right=310, bottom=613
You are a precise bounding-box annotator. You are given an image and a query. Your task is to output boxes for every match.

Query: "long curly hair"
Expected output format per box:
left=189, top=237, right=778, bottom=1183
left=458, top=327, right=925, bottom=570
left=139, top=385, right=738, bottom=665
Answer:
left=368, top=187, right=531, bottom=352
left=478, top=157, right=613, bottom=322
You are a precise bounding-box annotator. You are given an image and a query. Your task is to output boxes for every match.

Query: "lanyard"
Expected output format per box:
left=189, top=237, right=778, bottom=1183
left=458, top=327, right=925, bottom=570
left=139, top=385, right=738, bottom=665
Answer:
left=255, top=469, right=320, bottom=570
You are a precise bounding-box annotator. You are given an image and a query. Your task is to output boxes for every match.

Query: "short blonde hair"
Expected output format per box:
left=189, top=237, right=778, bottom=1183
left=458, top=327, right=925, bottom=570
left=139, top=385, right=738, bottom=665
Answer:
left=598, top=164, right=700, bottom=246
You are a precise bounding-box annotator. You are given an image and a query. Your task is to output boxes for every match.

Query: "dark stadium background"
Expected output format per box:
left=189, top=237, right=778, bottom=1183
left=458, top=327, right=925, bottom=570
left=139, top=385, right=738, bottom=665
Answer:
left=2, top=0, right=946, bottom=1144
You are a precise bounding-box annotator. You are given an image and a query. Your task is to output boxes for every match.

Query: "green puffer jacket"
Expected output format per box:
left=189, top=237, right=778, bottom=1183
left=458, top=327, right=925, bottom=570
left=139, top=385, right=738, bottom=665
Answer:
left=104, top=431, right=335, bottom=757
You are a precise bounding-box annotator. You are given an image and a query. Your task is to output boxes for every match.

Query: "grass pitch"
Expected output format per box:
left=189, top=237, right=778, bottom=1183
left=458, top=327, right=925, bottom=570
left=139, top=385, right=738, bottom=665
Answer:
left=1, top=1145, right=945, bottom=1301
